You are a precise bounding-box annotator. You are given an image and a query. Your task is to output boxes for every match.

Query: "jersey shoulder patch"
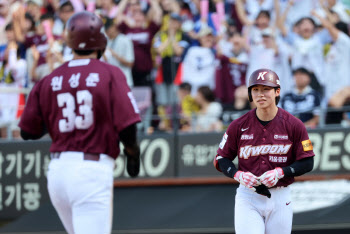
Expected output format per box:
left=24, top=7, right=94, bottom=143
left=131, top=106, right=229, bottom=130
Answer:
left=302, top=139, right=313, bottom=151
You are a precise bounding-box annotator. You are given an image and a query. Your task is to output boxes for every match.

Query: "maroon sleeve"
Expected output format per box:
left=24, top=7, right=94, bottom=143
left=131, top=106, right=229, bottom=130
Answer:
left=118, top=22, right=128, bottom=34
left=218, top=54, right=229, bottom=64
left=292, top=120, right=315, bottom=161
left=18, top=82, right=45, bottom=135
left=23, top=35, right=34, bottom=49
left=148, top=21, right=161, bottom=38
left=217, top=122, right=238, bottom=161
left=110, top=67, right=141, bottom=132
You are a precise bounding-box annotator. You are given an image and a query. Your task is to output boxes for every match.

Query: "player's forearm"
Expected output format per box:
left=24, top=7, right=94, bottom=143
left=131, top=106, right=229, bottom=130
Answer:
left=120, top=123, right=140, bottom=158
left=20, top=127, right=47, bottom=140
left=282, top=157, right=314, bottom=177
left=218, top=157, right=238, bottom=178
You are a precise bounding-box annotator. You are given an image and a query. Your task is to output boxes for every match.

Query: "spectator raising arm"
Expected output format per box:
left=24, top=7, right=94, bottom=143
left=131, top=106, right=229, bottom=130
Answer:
left=148, top=0, right=163, bottom=25
left=274, top=0, right=293, bottom=37
left=235, top=0, right=254, bottom=26
left=311, top=10, right=339, bottom=42
left=115, top=0, right=129, bottom=25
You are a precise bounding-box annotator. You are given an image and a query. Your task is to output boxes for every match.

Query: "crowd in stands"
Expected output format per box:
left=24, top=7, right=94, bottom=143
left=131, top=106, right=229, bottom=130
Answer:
left=0, top=0, right=350, bottom=138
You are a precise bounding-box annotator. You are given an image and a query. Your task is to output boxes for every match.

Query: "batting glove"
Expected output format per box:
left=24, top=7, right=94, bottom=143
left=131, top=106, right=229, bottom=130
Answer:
left=234, top=171, right=261, bottom=191
left=259, top=167, right=284, bottom=188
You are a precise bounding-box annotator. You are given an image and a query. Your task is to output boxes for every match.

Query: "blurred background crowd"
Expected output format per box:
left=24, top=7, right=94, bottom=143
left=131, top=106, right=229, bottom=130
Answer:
left=0, top=0, right=350, bottom=138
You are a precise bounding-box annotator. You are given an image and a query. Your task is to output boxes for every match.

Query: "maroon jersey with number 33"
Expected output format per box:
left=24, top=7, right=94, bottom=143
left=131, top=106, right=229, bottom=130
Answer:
left=217, top=108, right=314, bottom=187
left=19, top=59, right=141, bottom=159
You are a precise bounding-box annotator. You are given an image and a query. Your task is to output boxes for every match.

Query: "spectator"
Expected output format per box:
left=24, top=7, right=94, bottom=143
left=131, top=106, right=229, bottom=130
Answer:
left=116, top=0, right=162, bottom=87
left=154, top=13, right=190, bottom=106
left=217, top=18, right=239, bottom=56
left=312, top=10, right=350, bottom=125
left=281, top=68, right=321, bottom=128
left=277, top=13, right=329, bottom=97
left=0, top=0, right=10, bottom=44
left=0, top=41, right=27, bottom=136
left=0, top=22, right=26, bottom=59
left=221, top=85, right=251, bottom=127
left=177, top=82, right=200, bottom=131
left=215, top=31, right=248, bottom=104
left=275, top=0, right=318, bottom=30
left=99, top=0, right=119, bottom=18
left=245, top=27, right=292, bottom=95
left=25, top=0, right=43, bottom=23
left=157, top=82, right=199, bottom=132
left=182, top=26, right=216, bottom=96
left=25, top=14, right=61, bottom=82
left=244, top=0, right=274, bottom=23
left=104, top=17, right=135, bottom=87
left=159, top=0, right=181, bottom=31
left=13, top=7, right=37, bottom=41
left=313, top=0, right=350, bottom=25
left=236, top=0, right=273, bottom=46
left=193, top=86, right=222, bottom=132
left=52, top=0, right=74, bottom=37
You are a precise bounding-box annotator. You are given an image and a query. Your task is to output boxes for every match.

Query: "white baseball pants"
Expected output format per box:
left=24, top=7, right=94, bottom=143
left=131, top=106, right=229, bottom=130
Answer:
left=235, top=184, right=293, bottom=234
left=47, top=152, right=115, bottom=234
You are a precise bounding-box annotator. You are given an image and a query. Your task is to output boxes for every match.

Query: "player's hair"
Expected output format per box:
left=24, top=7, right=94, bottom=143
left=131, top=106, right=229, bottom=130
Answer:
left=5, top=22, right=13, bottom=31
left=40, top=13, right=55, bottom=22
left=25, top=13, right=36, bottom=31
left=292, top=67, right=311, bottom=77
left=335, top=22, right=349, bottom=36
left=295, top=17, right=316, bottom=28
left=256, top=10, right=271, bottom=20
left=274, top=87, right=280, bottom=105
left=197, top=86, right=215, bottom=103
left=179, top=82, right=192, bottom=92
left=73, top=49, right=102, bottom=59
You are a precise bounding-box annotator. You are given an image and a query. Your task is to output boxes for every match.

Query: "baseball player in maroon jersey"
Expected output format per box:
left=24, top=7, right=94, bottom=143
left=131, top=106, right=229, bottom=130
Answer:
left=18, top=12, right=141, bottom=234
left=214, top=69, right=315, bottom=234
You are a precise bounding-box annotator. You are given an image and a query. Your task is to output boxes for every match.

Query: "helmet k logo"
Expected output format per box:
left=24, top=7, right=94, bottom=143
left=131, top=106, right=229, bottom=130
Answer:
left=257, top=72, right=268, bottom=80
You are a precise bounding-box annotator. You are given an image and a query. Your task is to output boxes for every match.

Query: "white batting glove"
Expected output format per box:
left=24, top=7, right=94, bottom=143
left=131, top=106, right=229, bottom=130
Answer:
left=234, top=171, right=261, bottom=191
left=259, top=168, right=284, bottom=188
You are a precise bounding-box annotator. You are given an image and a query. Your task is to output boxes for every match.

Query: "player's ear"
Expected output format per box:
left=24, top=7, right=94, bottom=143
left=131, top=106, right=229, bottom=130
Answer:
left=275, top=87, right=280, bottom=105
left=275, top=88, right=280, bottom=96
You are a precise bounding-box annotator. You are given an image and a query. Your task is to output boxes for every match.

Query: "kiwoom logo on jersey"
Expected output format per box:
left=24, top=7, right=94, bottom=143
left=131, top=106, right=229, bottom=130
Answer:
left=239, top=144, right=292, bottom=159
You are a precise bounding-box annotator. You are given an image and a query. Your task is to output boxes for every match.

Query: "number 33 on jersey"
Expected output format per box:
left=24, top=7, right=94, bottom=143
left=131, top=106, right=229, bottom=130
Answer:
left=19, top=59, right=141, bottom=159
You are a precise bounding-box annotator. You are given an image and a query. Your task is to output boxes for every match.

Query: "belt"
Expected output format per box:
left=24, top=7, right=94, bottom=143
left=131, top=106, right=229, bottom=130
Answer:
left=50, top=152, right=100, bottom=161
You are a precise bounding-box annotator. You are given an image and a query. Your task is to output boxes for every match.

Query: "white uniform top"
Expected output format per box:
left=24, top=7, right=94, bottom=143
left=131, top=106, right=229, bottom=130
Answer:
left=324, top=32, right=350, bottom=102
left=105, top=33, right=135, bottom=87
left=182, top=46, right=216, bottom=96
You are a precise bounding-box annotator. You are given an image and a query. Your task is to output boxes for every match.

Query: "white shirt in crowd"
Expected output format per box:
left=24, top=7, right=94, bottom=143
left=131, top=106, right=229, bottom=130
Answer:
left=195, top=102, right=223, bottom=132
left=246, top=39, right=292, bottom=96
left=0, top=49, right=27, bottom=125
left=105, top=33, right=135, bottom=87
left=286, top=31, right=328, bottom=86
left=324, top=32, right=350, bottom=102
left=182, top=46, right=216, bottom=96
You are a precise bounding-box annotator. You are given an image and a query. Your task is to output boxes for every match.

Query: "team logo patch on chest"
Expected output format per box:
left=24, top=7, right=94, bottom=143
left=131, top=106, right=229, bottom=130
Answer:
left=239, top=144, right=292, bottom=159
left=274, top=134, right=288, bottom=140
left=241, top=134, right=254, bottom=140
